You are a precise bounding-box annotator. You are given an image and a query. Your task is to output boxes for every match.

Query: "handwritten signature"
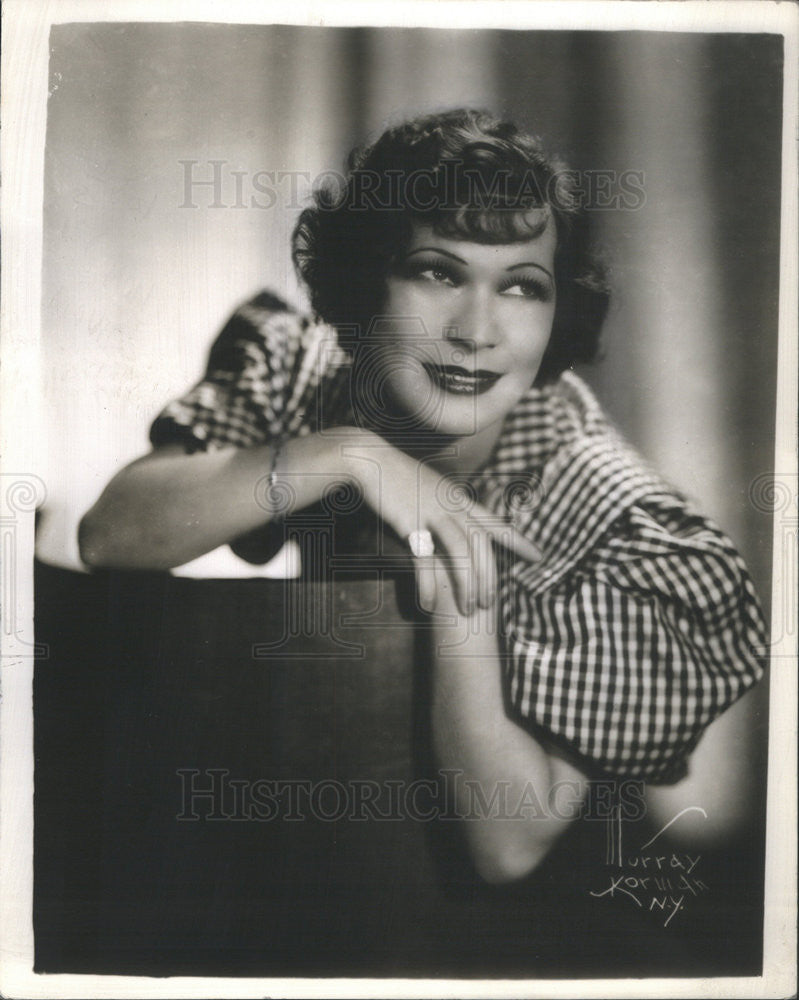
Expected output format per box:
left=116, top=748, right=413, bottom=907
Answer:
left=589, top=806, right=709, bottom=927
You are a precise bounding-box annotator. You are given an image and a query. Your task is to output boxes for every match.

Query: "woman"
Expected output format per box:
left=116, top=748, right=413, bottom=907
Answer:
left=79, top=108, right=766, bottom=886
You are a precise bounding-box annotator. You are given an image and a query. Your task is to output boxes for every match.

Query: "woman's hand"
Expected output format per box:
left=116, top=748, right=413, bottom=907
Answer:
left=79, top=425, right=539, bottom=590
left=334, top=427, right=541, bottom=617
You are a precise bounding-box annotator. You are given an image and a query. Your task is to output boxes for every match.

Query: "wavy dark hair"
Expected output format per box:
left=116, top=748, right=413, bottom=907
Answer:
left=292, top=108, right=609, bottom=384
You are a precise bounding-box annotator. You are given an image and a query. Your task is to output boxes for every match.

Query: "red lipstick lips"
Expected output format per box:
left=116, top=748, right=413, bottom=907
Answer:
left=423, top=363, right=502, bottom=396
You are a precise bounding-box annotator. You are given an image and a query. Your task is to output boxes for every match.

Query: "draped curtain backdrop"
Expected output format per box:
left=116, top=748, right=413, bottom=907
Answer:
left=37, top=24, right=782, bottom=616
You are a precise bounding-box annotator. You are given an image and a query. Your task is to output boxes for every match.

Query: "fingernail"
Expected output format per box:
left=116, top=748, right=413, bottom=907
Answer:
left=477, top=589, right=495, bottom=609
left=522, top=539, right=542, bottom=561
left=418, top=587, right=435, bottom=615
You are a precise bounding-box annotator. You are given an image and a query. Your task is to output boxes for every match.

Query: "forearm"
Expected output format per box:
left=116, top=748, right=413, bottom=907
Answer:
left=430, top=600, right=586, bottom=882
left=78, top=432, right=359, bottom=570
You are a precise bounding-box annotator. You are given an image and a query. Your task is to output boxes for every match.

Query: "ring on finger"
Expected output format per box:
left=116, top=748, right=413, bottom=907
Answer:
left=407, top=529, right=435, bottom=558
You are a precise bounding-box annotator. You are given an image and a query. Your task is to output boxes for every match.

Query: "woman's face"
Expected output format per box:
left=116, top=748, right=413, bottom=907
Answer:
left=363, top=219, right=557, bottom=444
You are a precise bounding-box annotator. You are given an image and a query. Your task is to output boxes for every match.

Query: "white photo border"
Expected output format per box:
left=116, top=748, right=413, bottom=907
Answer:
left=1, top=2, right=796, bottom=997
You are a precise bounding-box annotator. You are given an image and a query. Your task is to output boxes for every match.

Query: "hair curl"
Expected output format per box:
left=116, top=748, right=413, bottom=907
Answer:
left=292, top=108, right=609, bottom=384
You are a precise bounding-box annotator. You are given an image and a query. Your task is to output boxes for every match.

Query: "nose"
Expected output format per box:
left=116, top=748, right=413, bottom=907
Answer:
left=444, top=286, right=499, bottom=352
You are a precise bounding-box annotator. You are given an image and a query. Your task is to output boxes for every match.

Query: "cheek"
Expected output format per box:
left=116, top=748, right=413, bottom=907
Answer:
left=507, top=310, right=555, bottom=370
left=383, top=281, right=419, bottom=318
left=383, top=282, right=448, bottom=340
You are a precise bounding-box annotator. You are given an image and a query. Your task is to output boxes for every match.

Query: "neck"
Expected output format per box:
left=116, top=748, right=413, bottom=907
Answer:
left=433, top=422, right=504, bottom=475
left=349, top=377, right=505, bottom=475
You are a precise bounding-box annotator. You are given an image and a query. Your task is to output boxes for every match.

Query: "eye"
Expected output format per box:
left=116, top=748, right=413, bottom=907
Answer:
left=416, top=265, right=457, bottom=287
left=397, top=257, right=462, bottom=288
left=498, top=276, right=553, bottom=302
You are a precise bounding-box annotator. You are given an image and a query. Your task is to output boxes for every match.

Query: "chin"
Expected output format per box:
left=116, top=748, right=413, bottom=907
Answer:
left=411, top=402, right=507, bottom=441
left=439, top=388, right=528, bottom=432
left=384, top=371, right=530, bottom=439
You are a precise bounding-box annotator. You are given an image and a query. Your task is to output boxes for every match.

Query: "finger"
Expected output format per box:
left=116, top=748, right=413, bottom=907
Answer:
left=415, top=555, right=437, bottom=614
left=490, top=523, right=542, bottom=563
left=467, top=503, right=541, bottom=563
left=432, top=519, right=475, bottom=617
left=469, top=527, right=497, bottom=609
left=404, top=529, right=438, bottom=614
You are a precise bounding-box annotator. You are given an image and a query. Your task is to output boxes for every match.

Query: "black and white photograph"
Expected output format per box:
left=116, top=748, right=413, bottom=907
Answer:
left=1, top=1, right=796, bottom=996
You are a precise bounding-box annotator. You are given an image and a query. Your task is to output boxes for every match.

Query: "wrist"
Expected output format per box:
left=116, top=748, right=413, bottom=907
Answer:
left=333, top=426, right=392, bottom=485
left=270, top=432, right=362, bottom=516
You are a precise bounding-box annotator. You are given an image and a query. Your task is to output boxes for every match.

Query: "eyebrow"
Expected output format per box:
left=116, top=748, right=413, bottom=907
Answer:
left=404, top=246, right=467, bottom=264
left=507, top=262, right=554, bottom=281
left=404, top=246, right=553, bottom=282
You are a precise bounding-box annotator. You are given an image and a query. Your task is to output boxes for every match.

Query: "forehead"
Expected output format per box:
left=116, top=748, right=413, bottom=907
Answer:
left=404, top=219, right=557, bottom=270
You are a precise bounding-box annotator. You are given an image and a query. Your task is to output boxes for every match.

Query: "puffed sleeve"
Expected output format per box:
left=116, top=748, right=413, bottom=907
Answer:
left=499, top=496, right=767, bottom=784
left=149, top=291, right=320, bottom=453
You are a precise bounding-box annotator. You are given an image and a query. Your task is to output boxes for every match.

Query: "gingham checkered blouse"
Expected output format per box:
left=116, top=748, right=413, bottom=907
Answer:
left=150, top=291, right=767, bottom=783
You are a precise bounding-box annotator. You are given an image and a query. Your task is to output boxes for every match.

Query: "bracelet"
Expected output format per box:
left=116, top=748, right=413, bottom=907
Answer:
left=262, top=434, right=292, bottom=519
left=268, top=434, right=284, bottom=487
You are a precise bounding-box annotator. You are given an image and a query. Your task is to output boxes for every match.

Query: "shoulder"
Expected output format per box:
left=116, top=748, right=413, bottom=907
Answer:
left=208, top=290, right=345, bottom=370
left=149, top=292, right=350, bottom=450
left=587, top=496, right=765, bottom=633
left=502, top=372, right=766, bottom=634
left=547, top=369, right=613, bottom=437
left=546, top=375, right=758, bottom=604
left=497, top=373, right=678, bottom=589
left=493, top=370, right=649, bottom=486
left=496, top=374, right=767, bottom=781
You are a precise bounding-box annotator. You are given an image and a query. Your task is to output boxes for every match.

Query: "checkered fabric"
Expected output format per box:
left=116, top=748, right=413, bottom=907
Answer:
left=151, top=293, right=767, bottom=783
